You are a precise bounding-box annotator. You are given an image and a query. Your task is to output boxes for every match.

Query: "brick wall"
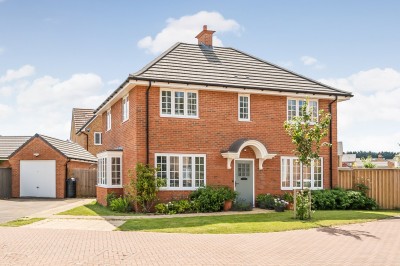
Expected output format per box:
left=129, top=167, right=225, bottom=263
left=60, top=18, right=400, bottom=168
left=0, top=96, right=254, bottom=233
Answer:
left=96, top=187, right=123, bottom=206
left=9, top=137, right=68, bottom=198
left=0, top=160, right=11, bottom=168
left=99, top=85, right=338, bottom=202
left=70, top=115, right=103, bottom=156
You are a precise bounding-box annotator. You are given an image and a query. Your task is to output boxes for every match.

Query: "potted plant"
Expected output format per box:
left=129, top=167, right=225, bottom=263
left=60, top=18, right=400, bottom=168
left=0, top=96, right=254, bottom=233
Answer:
left=283, top=192, right=294, bottom=210
left=274, top=198, right=288, bottom=212
left=220, top=186, right=237, bottom=211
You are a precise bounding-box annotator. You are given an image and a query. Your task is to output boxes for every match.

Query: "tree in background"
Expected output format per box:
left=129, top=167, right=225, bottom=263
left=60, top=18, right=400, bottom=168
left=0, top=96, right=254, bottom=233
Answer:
left=284, top=100, right=331, bottom=219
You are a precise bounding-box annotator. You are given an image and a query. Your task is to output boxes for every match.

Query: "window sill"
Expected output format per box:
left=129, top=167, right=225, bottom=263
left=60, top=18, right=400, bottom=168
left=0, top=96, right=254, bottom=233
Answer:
left=159, top=187, right=199, bottom=191
left=96, top=184, right=123, bottom=189
left=238, top=119, right=251, bottom=122
left=94, top=143, right=102, bottom=146
left=122, top=118, right=129, bottom=124
left=160, top=114, right=199, bottom=119
left=281, top=187, right=323, bottom=190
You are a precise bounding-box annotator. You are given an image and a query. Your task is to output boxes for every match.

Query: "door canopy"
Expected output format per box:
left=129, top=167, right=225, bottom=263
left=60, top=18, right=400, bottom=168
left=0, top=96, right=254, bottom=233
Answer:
left=221, top=139, right=276, bottom=170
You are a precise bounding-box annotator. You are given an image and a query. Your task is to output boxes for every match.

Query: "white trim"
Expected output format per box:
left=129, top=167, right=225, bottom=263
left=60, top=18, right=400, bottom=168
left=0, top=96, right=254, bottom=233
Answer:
left=122, top=94, right=129, bottom=122
left=280, top=156, right=324, bottom=190
left=106, top=109, right=112, bottom=131
left=238, top=94, right=251, bottom=122
left=95, top=80, right=350, bottom=115
left=159, top=88, right=199, bottom=119
left=94, top=132, right=102, bottom=145
left=155, top=153, right=206, bottom=191
left=234, top=159, right=255, bottom=207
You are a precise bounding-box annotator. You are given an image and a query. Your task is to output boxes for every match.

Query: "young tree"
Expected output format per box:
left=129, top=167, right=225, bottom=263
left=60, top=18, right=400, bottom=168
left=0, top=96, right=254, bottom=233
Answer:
left=284, top=100, right=331, bottom=219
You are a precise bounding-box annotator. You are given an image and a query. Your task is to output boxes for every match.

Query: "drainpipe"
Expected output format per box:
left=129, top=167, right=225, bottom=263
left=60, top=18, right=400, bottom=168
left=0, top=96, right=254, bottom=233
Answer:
left=329, top=96, right=338, bottom=189
left=65, top=158, right=71, bottom=198
left=146, top=81, right=152, bottom=165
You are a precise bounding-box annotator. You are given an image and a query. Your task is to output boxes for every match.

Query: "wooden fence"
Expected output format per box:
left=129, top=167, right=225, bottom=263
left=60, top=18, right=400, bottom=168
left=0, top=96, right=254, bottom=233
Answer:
left=338, top=168, right=400, bottom=209
left=0, top=168, right=12, bottom=199
left=69, top=168, right=97, bottom=197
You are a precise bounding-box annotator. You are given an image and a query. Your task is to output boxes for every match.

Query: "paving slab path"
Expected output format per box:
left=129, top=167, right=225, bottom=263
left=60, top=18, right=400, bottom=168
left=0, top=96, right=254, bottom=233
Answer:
left=1, top=217, right=399, bottom=265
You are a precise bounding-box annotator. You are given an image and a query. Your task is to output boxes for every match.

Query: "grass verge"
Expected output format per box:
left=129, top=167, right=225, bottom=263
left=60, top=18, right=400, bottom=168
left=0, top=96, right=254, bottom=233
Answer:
left=57, top=201, right=138, bottom=216
left=118, top=210, right=400, bottom=234
left=0, top=218, right=45, bottom=227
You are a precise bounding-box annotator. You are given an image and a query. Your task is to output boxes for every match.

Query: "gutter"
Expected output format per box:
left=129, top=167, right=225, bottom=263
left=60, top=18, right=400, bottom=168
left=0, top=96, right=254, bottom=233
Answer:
left=146, top=80, right=152, bottom=165
left=329, top=96, right=338, bottom=189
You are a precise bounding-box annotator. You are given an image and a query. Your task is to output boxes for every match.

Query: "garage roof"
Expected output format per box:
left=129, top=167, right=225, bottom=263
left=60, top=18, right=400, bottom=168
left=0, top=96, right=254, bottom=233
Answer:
left=0, top=136, right=31, bottom=159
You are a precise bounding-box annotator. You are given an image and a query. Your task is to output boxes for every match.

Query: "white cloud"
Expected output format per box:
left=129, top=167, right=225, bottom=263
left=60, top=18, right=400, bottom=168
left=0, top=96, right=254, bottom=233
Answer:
left=320, top=68, right=400, bottom=152
left=301, top=55, right=325, bottom=69
left=0, top=104, right=12, bottom=119
left=0, top=86, right=12, bottom=97
left=138, top=11, right=242, bottom=54
left=107, top=79, right=120, bottom=85
left=0, top=65, right=35, bottom=83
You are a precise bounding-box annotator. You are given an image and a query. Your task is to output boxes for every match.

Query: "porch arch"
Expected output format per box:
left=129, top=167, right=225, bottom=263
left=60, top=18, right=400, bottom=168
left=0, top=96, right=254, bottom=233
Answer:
left=221, top=139, right=276, bottom=170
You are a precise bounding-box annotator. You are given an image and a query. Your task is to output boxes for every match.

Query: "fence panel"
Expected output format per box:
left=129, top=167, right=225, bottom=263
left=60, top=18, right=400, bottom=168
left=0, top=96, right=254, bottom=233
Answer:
left=70, top=168, right=97, bottom=197
left=0, top=168, right=12, bottom=199
left=338, top=168, right=400, bottom=209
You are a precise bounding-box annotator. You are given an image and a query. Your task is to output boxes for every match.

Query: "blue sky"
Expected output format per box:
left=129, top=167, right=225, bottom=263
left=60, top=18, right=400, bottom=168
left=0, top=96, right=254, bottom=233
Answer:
left=1, top=0, right=400, bottom=152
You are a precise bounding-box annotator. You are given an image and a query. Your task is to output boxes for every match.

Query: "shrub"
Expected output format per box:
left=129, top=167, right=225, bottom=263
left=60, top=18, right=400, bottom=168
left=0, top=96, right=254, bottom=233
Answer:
left=256, top=194, right=275, bottom=209
left=361, top=156, right=376, bottom=168
left=109, top=197, right=131, bottom=213
left=219, top=186, right=238, bottom=201
left=189, top=186, right=227, bottom=212
left=231, top=198, right=253, bottom=211
left=105, top=192, right=117, bottom=207
left=282, top=192, right=294, bottom=203
left=155, top=199, right=194, bottom=215
left=311, top=188, right=378, bottom=210
left=295, top=189, right=312, bottom=220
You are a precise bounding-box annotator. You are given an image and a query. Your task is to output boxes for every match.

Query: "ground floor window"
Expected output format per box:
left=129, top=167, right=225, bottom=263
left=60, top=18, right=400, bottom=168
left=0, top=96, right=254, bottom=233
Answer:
left=97, top=151, right=122, bottom=188
left=155, top=153, right=206, bottom=190
left=281, top=156, right=323, bottom=190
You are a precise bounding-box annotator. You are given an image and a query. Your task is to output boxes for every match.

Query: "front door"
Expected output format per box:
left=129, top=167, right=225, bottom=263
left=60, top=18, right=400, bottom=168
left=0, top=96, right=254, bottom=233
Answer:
left=235, top=160, right=254, bottom=206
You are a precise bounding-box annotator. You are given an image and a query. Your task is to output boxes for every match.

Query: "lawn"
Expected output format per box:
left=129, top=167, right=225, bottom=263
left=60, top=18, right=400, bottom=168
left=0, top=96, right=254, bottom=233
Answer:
left=0, top=218, right=44, bottom=227
left=57, top=201, right=139, bottom=216
left=118, top=210, right=400, bottom=234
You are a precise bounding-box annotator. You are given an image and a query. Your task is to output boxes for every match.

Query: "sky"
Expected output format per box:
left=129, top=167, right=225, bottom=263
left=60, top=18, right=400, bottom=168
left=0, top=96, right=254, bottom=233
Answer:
left=0, top=0, right=400, bottom=152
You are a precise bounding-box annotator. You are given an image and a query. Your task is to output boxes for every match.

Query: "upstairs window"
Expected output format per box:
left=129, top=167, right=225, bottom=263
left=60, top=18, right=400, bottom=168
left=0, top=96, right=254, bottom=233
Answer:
left=94, top=132, right=102, bottom=145
left=122, top=94, right=129, bottom=122
left=287, top=98, right=318, bottom=122
left=238, top=94, right=250, bottom=121
left=160, top=89, right=198, bottom=118
left=106, top=109, right=112, bottom=131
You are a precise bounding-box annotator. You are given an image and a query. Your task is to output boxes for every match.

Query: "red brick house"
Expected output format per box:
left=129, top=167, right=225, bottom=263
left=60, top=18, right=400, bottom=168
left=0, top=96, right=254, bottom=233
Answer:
left=94, top=26, right=352, bottom=206
left=70, top=108, right=103, bottom=156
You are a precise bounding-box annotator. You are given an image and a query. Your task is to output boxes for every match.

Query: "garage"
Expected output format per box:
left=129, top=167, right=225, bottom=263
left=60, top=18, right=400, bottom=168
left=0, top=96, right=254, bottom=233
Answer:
left=20, top=160, right=56, bottom=198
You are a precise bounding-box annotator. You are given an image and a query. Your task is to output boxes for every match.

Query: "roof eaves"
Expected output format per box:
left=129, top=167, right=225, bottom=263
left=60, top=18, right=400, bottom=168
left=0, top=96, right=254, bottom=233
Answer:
left=94, top=77, right=131, bottom=114
left=7, top=135, right=36, bottom=159
left=37, top=134, right=68, bottom=159
left=77, top=114, right=97, bottom=134
left=229, top=47, right=353, bottom=97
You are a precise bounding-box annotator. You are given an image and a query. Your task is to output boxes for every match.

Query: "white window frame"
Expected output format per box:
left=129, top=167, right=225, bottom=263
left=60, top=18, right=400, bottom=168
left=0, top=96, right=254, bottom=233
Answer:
left=280, top=156, right=324, bottom=190
left=97, top=151, right=123, bottom=188
left=106, top=109, right=112, bottom=131
left=122, top=94, right=129, bottom=122
left=159, top=89, right=199, bottom=119
left=94, top=132, right=102, bottom=145
left=155, top=153, right=206, bottom=191
left=238, top=94, right=250, bottom=121
left=287, top=98, right=319, bottom=123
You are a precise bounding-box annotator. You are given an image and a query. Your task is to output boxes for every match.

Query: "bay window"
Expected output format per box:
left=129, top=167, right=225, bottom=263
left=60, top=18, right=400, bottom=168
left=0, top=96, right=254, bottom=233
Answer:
left=155, top=154, right=206, bottom=190
left=97, top=151, right=122, bottom=188
left=281, top=157, right=323, bottom=190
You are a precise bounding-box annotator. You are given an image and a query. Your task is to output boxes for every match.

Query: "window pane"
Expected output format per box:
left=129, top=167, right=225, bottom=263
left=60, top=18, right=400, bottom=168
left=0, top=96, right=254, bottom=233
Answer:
left=298, top=100, right=306, bottom=117
left=182, top=156, right=192, bottom=187
left=313, top=159, right=322, bottom=188
left=187, top=92, right=197, bottom=116
left=174, top=92, right=184, bottom=115
left=195, top=157, right=205, bottom=187
left=293, top=159, right=301, bottom=188
left=169, top=156, right=179, bottom=187
left=302, top=163, right=311, bottom=188
left=156, top=156, right=167, bottom=187
left=287, top=100, right=297, bottom=120
left=281, top=159, right=290, bottom=188
left=161, top=91, right=171, bottom=114
left=310, top=101, right=318, bottom=122
left=111, top=157, right=121, bottom=185
left=239, top=96, right=249, bottom=120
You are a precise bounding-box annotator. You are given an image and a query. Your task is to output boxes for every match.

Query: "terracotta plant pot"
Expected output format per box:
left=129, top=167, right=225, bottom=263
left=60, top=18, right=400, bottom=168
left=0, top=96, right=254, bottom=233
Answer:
left=286, top=203, right=294, bottom=210
left=224, top=200, right=233, bottom=211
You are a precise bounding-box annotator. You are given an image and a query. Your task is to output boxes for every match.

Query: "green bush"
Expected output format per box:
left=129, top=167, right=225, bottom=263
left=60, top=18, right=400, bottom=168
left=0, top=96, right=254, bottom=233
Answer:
left=231, top=198, right=253, bottom=211
left=109, top=197, right=131, bottom=213
left=155, top=199, right=194, bottom=215
left=256, top=194, right=275, bottom=209
left=312, top=188, right=378, bottom=210
left=105, top=192, right=117, bottom=207
left=296, top=189, right=312, bottom=220
left=189, top=186, right=227, bottom=212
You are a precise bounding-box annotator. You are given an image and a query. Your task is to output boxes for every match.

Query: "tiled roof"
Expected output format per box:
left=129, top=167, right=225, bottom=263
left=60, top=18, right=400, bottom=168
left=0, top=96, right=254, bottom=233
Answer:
left=131, top=42, right=352, bottom=97
left=72, top=108, right=95, bottom=133
left=40, top=135, right=97, bottom=162
left=0, top=136, right=30, bottom=159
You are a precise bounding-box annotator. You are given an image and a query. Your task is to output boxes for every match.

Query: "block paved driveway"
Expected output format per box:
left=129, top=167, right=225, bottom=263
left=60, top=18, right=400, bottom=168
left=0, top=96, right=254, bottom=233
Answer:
left=1, top=217, right=399, bottom=265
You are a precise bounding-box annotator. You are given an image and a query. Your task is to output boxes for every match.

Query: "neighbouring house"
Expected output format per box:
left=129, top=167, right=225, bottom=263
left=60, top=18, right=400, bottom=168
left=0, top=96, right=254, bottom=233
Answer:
left=93, top=25, right=353, bottom=206
left=70, top=108, right=103, bottom=155
left=1, top=134, right=97, bottom=198
left=341, top=154, right=357, bottom=168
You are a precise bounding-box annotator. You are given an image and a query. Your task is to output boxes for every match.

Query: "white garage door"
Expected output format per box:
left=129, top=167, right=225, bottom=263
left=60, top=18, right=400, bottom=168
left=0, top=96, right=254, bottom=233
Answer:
left=20, top=160, right=56, bottom=198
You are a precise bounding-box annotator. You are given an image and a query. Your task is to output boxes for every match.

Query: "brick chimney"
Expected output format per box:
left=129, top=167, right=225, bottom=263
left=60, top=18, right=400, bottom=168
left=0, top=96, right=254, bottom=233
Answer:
left=195, top=25, right=215, bottom=46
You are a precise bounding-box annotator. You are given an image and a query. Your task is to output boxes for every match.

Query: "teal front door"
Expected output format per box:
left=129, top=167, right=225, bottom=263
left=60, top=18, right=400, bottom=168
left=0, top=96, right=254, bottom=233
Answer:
left=235, top=160, right=254, bottom=206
